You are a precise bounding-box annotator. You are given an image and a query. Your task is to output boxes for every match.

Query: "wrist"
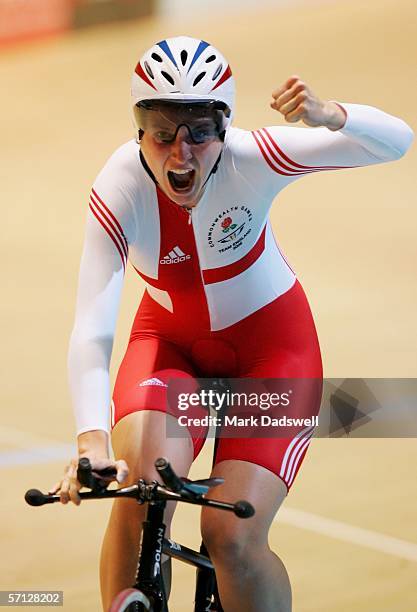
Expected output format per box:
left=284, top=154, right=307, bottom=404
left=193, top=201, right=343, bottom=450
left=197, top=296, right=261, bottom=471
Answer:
left=77, top=429, right=109, bottom=457
left=324, top=101, right=347, bottom=131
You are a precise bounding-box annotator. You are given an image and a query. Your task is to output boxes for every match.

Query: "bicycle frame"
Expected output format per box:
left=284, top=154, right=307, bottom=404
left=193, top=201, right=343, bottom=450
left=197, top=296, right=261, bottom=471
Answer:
left=133, top=498, right=222, bottom=612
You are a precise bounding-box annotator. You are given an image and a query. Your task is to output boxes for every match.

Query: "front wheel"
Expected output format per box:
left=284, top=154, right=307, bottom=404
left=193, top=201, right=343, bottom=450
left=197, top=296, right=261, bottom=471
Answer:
left=109, top=588, right=153, bottom=612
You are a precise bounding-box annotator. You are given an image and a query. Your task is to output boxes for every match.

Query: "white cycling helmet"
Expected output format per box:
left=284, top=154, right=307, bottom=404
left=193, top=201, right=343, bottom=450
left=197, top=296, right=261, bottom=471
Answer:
left=131, top=36, right=235, bottom=125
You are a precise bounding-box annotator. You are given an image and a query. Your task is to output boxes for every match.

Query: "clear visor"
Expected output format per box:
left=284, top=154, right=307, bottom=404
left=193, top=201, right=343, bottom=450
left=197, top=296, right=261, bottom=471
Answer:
left=134, top=100, right=230, bottom=144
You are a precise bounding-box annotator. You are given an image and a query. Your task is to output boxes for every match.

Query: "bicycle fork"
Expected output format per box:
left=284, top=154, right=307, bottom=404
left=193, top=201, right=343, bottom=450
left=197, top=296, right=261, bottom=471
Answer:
left=194, top=543, right=223, bottom=612
left=134, top=501, right=168, bottom=612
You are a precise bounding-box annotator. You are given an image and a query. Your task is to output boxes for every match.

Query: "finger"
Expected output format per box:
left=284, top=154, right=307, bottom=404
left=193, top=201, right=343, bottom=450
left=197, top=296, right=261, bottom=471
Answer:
left=115, top=459, right=130, bottom=484
left=272, top=81, right=306, bottom=111
left=59, top=477, right=71, bottom=504
left=69, top=480, right=82, bottom=506
left=48, top=482, right=62, bottom=495
left=271, top=75, right=301, bottom=100
left=280, top=91, right=308, bottom=118
left=60, top=461, right=77, bottom=504
left=284, top=102, right=307, bottom=123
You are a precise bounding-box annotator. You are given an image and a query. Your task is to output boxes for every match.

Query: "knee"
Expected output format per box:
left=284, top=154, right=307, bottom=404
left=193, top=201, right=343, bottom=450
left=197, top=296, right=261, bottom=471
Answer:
left=201, top=511, right=266, bottom=568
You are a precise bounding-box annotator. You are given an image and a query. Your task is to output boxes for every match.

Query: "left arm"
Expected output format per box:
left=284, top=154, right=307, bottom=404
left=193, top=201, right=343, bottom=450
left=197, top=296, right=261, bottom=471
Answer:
left=270, top=75, right=414, bottom=162
left=229, top=76, right=413, bottom=202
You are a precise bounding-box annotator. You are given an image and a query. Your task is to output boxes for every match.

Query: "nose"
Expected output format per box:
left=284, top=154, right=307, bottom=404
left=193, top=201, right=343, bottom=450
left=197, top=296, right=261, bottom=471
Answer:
left=170, top=125, right=193, bottom=162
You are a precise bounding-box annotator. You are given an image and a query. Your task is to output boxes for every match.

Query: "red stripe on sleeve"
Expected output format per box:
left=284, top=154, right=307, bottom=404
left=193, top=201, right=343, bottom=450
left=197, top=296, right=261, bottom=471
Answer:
left=89, top=203, right=126, bottom=272
left=252, top=130, right=307, bottom=176
left=254, top=130, right=314, bottom=176
left=91, top=188, right=129, bottom=252
left=90, top=191, right=128, bottom=260
left=261, top=128, right=353, bottom=171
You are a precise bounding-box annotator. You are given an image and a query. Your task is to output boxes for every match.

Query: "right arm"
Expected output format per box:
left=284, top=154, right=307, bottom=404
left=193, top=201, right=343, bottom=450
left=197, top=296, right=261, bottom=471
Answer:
left=50, top=146, right=138, bottom=503
left=68, top=190, right=128, bottom=439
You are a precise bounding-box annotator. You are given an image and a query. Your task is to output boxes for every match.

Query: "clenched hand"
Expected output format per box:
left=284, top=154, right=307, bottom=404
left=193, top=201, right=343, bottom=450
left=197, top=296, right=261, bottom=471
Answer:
left=271, top=75, right=347, bottom=131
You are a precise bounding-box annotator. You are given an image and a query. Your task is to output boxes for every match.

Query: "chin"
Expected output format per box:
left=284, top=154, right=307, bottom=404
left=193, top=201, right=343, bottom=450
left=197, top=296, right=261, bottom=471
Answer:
left=164, top=180, right=200, bottom=206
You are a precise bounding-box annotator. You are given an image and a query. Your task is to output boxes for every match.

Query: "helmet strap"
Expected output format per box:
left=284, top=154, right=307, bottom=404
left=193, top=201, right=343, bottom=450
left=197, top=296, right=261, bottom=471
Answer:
left=139, top=149, right=158, bottom=183
left=207, top=151, right=222, bottom=178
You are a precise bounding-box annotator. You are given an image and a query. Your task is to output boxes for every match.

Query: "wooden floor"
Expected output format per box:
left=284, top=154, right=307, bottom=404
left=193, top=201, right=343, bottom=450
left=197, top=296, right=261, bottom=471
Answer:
left=1, top=0, right=416, bottom=609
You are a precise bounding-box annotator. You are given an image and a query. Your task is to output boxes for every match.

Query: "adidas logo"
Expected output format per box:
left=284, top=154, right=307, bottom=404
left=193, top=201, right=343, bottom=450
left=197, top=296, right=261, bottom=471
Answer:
left=139, top=377, right=168, bottom=388
left=160, top=246, right=191, bottom=265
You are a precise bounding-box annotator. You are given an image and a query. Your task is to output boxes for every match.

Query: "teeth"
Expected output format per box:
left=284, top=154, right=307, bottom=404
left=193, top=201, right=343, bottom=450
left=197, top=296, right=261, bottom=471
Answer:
left=172, top=169, right=192, bottom=175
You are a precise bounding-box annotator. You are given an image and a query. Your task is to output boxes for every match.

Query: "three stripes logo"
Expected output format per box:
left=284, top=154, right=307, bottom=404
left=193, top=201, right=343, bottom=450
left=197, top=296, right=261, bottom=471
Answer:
left=251, top=128, right=354, bottom=176
left=89, top=188, right=128, bottom=272
left=160, top=246, right=191, bottom=265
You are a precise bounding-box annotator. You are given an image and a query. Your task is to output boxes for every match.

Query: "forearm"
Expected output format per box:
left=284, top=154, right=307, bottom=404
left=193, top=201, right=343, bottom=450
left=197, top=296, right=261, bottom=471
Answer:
left=270, top=76, right=414, bottom=163
left=329, top=102, right=414, bottom=160
left=68, top=332, right=113, bottom=436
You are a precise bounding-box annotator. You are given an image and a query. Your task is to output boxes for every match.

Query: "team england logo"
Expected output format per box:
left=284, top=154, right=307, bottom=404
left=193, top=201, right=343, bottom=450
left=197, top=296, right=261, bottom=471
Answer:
left=207, top=205, right=253, bottom=253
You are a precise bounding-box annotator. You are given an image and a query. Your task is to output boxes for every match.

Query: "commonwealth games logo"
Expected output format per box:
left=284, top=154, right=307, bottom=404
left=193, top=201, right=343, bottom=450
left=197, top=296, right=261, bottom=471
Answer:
left=207, top=205, right=253, bottom=254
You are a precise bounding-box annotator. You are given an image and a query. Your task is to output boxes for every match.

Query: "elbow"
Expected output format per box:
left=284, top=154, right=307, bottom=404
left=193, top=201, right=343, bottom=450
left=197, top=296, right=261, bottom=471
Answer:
left=393, top=121, right=414, bottom=159
left=68, top=325, right=114, bottom=367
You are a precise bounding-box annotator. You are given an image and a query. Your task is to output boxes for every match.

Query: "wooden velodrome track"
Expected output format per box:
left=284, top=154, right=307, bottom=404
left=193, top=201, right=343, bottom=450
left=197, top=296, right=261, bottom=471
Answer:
left=1, top=0, right=416, bottom=609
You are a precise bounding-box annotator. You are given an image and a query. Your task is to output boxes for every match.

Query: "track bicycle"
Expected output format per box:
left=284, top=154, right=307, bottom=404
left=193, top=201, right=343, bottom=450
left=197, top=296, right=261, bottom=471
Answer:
left=25, top=456, right=255, bottom=611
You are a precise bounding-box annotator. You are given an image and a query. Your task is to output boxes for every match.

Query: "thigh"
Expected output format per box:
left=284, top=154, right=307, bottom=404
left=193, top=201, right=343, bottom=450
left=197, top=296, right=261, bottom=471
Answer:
left=214, top=423, right=316, bottom=494
left=112, top=337, right=208, bottom=460
left=111, top=411, right=194, bottom=531
left=215, top=376, right=322, bottom=492
left=112, top=410, right=193, bottom=486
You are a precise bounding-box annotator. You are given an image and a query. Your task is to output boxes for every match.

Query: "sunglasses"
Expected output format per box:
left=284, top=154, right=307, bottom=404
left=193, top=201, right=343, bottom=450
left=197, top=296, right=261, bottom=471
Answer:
left=134, top=100, right=230, bottom=144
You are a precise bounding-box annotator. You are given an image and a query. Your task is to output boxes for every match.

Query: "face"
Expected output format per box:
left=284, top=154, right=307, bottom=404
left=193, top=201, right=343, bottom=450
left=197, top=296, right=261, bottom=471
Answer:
left=140, top=125, right=224, bottom=208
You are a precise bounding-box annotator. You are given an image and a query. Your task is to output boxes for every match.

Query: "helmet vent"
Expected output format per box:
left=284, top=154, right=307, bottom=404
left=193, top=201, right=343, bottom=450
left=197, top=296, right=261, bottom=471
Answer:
left=205, top=55, right=216, bottom=63
left=212, top=64, right=223, bottom=80
left=193, top=72, right=206, bottom=86
left=144, top=61, right=154, bottom=79
left=151, top=53, right=163, bottom=62
left=161, top=71, right=175, bottom=85
left=180, top=50, right=188, bottom=66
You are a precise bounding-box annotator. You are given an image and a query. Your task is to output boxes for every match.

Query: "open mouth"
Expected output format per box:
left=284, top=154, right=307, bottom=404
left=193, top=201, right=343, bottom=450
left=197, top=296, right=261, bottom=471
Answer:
left=167, top=169, right=196, bottom=193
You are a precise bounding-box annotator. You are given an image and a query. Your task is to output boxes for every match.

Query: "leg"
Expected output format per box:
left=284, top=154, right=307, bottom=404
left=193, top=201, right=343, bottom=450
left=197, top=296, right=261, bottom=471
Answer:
left=198, top=282, right=322, bottom=610
left=99, top=337, right=207, bottom=610
left=201, top=460, right=290, bottom=612
left=100, top=409, right=194, bottom=610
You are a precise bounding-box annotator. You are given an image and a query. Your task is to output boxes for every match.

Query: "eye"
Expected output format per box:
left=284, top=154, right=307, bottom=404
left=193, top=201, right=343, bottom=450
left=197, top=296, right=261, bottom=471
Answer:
left=195, top=127, right=210, bottom=138
left=154, top=131, right=174, bottom=144
left=192, top=124, right=216, bottom=142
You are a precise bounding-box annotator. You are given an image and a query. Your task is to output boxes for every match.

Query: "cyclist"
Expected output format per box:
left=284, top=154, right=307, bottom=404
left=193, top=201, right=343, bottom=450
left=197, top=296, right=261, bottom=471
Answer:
left=50, top=36, right=413, bottom=611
